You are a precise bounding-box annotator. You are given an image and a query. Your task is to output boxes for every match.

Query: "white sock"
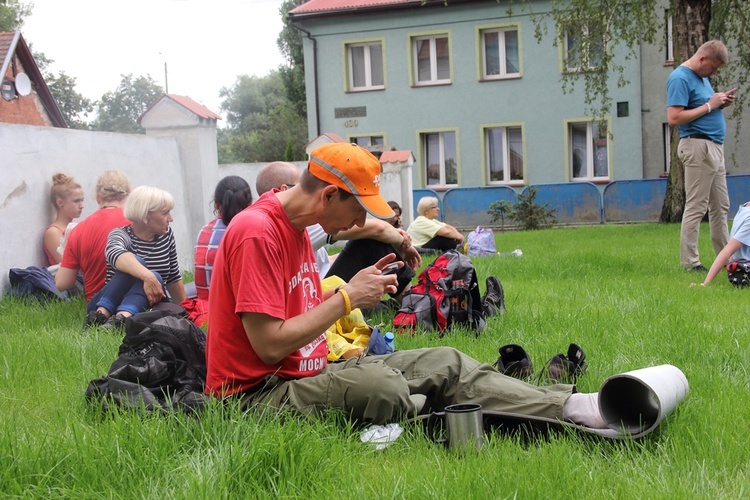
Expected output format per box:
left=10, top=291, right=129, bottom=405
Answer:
left=563, top=392, right=607, bottom=429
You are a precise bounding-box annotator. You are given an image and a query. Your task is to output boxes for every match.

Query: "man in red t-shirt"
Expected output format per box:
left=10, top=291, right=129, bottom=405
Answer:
left=205, top=143, right=608, bottom=429
left=56, top=171, right=131, bottom=303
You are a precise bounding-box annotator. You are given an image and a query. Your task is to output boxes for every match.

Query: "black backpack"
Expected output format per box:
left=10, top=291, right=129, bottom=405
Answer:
left=85, top=310, right=208, bottom=414
left=393, top=250, right=484, bottom=334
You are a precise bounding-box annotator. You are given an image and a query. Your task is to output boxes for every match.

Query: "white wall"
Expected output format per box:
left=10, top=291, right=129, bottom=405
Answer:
left=1, top=121, right=414, bottom=294
left=0, top=123, right=189, bottom=292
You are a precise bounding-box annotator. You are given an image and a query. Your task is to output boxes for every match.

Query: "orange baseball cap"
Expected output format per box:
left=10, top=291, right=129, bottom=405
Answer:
left=308, top=142, right=395, bottom=219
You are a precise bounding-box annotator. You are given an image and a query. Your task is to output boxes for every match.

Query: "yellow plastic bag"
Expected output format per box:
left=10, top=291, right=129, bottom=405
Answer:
left=321, top=275, right=372, bottom=361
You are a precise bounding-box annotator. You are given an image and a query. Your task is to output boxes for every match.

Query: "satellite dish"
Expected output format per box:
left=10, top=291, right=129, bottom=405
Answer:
left=15, top=73, right=31, bottom=96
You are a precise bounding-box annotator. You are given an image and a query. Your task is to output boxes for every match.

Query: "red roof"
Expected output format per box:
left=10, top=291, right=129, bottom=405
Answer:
left=165, top=94, right=222, bottom=120
left=137, top=94, right=222, bottom=124
left=289, top=0, right=425, bottom=18
left=380, top=150, right=414, bottom=163
left=0, top=31, right=67, bottom=127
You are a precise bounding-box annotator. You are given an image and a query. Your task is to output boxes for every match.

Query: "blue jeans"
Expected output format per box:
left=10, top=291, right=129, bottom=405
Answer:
left=86, top=256, right=165, bottom=316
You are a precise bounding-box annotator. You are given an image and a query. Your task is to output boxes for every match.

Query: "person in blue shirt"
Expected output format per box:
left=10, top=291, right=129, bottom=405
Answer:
left=667, top=40, right=736, bottom=272
left=694, top=203, right=750, bottom=286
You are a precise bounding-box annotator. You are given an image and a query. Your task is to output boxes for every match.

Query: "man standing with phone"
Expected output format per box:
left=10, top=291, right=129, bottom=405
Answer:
left=667, top=40, right=736, bottom=271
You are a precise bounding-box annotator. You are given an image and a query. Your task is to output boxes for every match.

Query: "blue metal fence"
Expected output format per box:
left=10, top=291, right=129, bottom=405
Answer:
left=413, top=174, right=750, bottom=228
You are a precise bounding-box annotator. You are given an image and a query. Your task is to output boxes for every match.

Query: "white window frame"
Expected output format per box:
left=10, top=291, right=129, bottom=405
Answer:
left=567, top=120, right=610, bottom=181
left=421, top=130, right=458, bottom=187
left=351, top=135, right=385, bottom=148
left=412, top=34, right=451, bottom=86
left=480, top=27, right=521, bottom=80
left=484, top=125, right=525, bottom=184
left=564, top=24, right=604, bottom=72
left=665, top=10, right=674, bottom=63
left=346, top=41, right=384, bottom=92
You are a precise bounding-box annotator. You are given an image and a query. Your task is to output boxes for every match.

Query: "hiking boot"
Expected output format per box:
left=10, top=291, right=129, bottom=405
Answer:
left=481, top=276, right=506, bottom=316
left=82, top=310, right=108, bottom=330
left=543, top=343, right=588, bottom=383
left=493, top=344, right=534, bottom=379
left=101, top=313, right=128, bottom=332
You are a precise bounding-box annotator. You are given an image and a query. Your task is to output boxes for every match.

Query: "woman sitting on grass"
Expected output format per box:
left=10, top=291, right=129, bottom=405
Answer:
left=44, top=173, right=84, bottom=266
left=83, top=186, right=186, bottom=330
left=407, top=196, right=464, bottom=253
left=193, top=175, right=253, bottom=301
left=694, top=202, right=750, bottom=287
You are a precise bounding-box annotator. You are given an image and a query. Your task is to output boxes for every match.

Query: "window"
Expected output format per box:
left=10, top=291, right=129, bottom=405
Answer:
left=422, top=131, right=457, bottom=186
left=481, top=27, right=520, bottom=79
left=564, top=24, right=604, bottom=71
left=569, top=121, right=609, bottom=180
left=485, top=126, right=524, bottom=183
left=347, top=41, right=384, bottom=91
left=352, top=135, right=384, bottom=148
left=413, top=35, right=450, bottom=85
left=665, top=10, right=673, bottom=63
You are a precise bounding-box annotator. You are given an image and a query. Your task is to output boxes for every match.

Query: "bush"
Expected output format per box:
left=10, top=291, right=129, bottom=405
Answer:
left=487, top=186, right=557, bottom=230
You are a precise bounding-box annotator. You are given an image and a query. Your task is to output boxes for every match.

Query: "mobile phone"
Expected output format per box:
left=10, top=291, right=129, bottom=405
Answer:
left=727, top=88, right=738, bottom=97
left=381, top=263, right=400, bottom=275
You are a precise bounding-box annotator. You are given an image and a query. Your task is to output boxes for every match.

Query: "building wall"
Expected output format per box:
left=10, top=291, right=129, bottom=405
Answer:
left=0, top=59, right=52, bottom=127
left=299, top=1, right=645, bottom=189
left=298, top=0, right=750, bottom=187
left=638, top=0, right=750, bottom=179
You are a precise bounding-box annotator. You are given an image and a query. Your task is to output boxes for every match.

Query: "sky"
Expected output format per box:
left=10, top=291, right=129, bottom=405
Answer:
left=21, top=0, right=287, bottom=121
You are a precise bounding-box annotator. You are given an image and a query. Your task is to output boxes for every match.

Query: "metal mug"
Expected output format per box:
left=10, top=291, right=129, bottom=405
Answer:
left=444, top=403, right=484, bottom=451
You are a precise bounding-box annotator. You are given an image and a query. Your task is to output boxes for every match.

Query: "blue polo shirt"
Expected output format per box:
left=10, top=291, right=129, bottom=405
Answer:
left=667, top=65, right=726, bottom=144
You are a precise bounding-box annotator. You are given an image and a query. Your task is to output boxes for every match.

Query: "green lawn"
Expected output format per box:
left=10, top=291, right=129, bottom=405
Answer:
left=1, top=222, right=748, bottom=498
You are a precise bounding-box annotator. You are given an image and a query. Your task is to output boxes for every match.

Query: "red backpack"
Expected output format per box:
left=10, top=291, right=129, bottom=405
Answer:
left=393, top=250, right=483, bottom=334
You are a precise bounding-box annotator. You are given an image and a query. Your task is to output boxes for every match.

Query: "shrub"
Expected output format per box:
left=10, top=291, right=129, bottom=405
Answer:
left=487, top=186, right=557, bottom=230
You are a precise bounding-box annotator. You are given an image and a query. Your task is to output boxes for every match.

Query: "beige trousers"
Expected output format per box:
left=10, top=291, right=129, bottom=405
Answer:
left=678, top=138, right=729, bottom=268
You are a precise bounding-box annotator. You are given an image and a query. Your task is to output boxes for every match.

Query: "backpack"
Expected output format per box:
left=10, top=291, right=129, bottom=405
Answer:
left=393, top=250, right=484, bottom=334
left=466, top=226, right=497, bottom=256
left=85, top=310, right=209, bottom=414
left=726, top=259, right=750, bottom=287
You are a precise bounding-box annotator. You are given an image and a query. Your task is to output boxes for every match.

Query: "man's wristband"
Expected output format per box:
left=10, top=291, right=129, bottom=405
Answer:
left=706, top=102, right=712, bottom=113
left=335, top=286, right=351, bottom=315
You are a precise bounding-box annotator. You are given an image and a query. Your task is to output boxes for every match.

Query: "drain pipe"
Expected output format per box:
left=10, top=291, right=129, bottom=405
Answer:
left=291, top=22, right=320, bottom=137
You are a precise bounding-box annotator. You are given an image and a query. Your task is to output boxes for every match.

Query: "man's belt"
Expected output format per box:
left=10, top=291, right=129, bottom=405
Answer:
left=684, top=133, right=722, bottom=145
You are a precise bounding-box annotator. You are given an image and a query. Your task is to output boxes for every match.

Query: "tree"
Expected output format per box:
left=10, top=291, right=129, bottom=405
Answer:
left=277, top=0, right=308, bottom=116
left=92, top=74, right=163, bottom=134
left=509, top=0, right=750, bottom=222
left=219, top=71, right=307, bottom=162
left=47, top=71, right=94, bottom=130
left=0, top=0, right=30, bottom=31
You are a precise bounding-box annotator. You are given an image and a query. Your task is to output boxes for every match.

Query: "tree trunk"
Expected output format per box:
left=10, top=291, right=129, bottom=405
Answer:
left=660, top=0, right=712, bottom=222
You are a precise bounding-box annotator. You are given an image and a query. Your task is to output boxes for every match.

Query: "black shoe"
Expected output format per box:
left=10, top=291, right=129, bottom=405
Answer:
left=101, top=313, right=128, bottom=331
left=543, top=343, right=588, bottom=383
left=82, top=310, right=108, bottom=330
left=493, top=344, right=534, bottom=379
left=691, top=265, right=709, bottom=272
left=481, top=276, right=506, bottom=316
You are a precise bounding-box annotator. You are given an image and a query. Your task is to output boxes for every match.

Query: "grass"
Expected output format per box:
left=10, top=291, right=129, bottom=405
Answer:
left=1, top=222, right=749, bottom=498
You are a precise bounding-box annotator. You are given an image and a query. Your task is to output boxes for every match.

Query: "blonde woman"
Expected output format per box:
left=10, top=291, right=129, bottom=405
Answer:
left=407, top=196, right=464, bottom=252
left=44, top=173, right=84, bottom=265
left=83, top=186, right=186, bottom=330
left=55, top=171, right=131, bottom=302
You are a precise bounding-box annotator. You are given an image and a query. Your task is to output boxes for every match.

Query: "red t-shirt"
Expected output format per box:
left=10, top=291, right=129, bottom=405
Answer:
left=60, top=207, right=130, bottom=302
left=205, top=192, right=328, bottom=397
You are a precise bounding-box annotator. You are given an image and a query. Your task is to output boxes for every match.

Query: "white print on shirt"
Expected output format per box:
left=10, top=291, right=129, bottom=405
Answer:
left=289, top=261, right=317, bottom=294
left=298, top=332, right=327, bottom=368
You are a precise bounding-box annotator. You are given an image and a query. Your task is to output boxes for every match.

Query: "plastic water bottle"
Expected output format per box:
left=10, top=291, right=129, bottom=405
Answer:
left=384, top=331, right=396, bottom=353
left=498, top=249, right=523, bottom=258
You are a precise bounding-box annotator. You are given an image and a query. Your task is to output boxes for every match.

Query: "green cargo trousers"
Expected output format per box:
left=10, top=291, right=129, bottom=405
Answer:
left=241, top=347, right=573, bottom=425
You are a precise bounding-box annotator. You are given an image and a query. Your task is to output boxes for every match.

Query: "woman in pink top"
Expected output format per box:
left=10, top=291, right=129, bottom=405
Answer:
left=44, top=173, right=84, bottom=265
